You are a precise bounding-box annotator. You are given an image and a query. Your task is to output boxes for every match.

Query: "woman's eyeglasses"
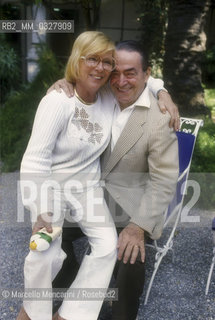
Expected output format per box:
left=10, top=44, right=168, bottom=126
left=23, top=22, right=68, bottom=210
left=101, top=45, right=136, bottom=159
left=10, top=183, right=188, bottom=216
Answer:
left=81, top=55, right=116, bottom=72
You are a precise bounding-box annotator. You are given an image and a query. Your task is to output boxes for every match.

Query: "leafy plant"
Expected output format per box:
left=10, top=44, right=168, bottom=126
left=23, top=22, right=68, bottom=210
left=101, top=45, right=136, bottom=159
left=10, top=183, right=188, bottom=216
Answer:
left=0, top=34, right=20, bottom=104
left=0, top=46, right=64, bottom=172
left=202, top=46, right=215, bottom=85
left=190, top=118, right=215, bottom=209
left=204, top=88, right=215, bottom=120
left=137, top=0, right=169, bottom=73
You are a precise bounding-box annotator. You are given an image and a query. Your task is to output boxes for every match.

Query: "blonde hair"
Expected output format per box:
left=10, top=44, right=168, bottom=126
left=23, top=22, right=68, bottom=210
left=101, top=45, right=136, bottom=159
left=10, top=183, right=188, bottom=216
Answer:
left=65, top=31, right=115, bottom=83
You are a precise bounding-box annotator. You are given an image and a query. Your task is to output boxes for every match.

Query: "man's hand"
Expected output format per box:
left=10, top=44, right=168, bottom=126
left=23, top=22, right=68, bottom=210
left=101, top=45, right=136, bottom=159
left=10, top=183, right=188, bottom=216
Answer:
left=117, top=223, right=145, bottom=264
left=32, top=212, right=53, bottom=235
left=46, top=78, right=74, bottom=97
left=158, top=90, right=180, bottom=131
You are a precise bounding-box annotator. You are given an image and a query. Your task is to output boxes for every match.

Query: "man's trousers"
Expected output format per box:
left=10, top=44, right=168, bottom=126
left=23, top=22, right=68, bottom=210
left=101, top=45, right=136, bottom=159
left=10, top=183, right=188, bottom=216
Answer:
left=53, top=226, right=145, bottom=320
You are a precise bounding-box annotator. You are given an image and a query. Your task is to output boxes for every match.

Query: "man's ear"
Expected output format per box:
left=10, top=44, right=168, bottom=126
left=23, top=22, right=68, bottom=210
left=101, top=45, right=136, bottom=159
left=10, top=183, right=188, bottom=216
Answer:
left=145, top=67, right=151, bottom=79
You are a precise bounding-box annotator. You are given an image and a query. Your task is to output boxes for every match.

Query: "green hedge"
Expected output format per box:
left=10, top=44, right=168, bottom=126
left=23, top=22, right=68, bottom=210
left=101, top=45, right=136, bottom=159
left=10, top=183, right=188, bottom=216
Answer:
left=0, top=34, right=20, bottom=104
left=189, top=118, right=215, bottom=209
left=202, top=46, right=215, bottom=85
left=0, top=47, right=63, bottom=172
left=191, top=118, right=215, bottom=173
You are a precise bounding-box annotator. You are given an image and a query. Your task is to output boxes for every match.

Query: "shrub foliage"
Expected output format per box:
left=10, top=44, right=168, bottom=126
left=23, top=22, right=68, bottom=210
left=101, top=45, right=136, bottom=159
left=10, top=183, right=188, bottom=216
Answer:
left=0, top=46, right=63, bottom=171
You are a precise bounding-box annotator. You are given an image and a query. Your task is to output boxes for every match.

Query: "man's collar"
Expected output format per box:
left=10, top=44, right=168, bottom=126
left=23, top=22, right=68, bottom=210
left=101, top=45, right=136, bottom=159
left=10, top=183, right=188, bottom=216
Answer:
left=131, top=85, right=150, bottom=109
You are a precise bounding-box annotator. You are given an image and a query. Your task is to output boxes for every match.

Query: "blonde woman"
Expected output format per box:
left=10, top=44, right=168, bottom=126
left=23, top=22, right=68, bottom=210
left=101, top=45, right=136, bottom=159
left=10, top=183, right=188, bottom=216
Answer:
left=17, top=31, right=118, bottom=320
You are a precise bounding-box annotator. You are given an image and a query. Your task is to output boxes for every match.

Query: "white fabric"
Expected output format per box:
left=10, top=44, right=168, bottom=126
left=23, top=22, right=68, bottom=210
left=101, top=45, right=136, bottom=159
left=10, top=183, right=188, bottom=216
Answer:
left=21, top=88, right=117, bottom=320
left=23, top=187, right=117, bottom=320
left=21, top=88, right=115, bottom=216
left=147, top=75, right=165, bottom=97
left=21, top=87, right=115, bottom=181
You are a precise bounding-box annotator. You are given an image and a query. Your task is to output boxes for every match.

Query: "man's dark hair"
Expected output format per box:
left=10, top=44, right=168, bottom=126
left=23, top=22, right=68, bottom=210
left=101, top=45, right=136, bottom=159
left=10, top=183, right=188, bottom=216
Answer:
left=115, top=40, right=149, bottom=71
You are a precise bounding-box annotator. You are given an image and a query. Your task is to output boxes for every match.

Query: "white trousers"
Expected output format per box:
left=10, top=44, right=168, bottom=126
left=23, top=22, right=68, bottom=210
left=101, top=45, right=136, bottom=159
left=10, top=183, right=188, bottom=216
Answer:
left=23, top=186, right=117, bottom=320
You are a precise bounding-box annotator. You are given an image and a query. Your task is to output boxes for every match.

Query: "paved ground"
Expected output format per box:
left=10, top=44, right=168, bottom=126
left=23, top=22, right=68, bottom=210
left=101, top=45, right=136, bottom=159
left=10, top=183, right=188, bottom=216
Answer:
left=0, top=172, right=215, bottom=320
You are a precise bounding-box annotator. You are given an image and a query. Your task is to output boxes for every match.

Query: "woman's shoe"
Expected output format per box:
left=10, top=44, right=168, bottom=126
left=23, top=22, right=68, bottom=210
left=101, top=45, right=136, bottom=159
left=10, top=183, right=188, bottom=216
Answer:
left=16, top=306, right=31, bottom=320
left=53, top=312, right=66, bottom=320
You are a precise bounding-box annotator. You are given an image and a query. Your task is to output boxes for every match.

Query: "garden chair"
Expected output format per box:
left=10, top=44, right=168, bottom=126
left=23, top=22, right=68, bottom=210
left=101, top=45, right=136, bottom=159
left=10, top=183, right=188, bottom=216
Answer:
left=205, top=217, right=215, bottom=295
left=144, top=117, right=204, bottom=305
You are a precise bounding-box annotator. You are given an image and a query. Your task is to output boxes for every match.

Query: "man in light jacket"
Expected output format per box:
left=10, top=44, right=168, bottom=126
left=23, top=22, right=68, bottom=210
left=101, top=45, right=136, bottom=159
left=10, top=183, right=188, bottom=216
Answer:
left=52, top=40, right=179, bottom=320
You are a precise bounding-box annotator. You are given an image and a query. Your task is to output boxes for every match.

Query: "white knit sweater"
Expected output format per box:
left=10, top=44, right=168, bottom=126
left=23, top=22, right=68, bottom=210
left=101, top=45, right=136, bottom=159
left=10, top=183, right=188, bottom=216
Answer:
left=20, top=86, right=115, bottom=215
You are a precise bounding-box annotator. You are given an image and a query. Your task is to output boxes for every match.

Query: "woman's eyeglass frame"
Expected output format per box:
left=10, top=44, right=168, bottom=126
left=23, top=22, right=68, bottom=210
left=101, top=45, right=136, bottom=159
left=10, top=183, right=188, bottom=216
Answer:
left=80, top=55, right=116, bottom=72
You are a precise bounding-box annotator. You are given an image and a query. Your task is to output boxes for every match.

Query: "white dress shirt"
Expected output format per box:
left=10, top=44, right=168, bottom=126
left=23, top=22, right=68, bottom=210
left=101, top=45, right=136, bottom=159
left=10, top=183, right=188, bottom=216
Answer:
left=111, top=85, right=151, bottom=150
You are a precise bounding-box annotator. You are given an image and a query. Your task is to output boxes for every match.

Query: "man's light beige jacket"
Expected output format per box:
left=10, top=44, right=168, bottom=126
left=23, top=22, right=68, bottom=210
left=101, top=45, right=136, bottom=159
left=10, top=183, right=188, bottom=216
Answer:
left=101, top=91, right=179, bottom=240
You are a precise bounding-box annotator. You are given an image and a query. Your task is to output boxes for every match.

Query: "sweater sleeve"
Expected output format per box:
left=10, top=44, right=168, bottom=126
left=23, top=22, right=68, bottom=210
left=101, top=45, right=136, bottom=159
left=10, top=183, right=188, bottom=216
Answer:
left=20, top=91, right=66, bottom=220
left=147, top=76, right=167, bottom=97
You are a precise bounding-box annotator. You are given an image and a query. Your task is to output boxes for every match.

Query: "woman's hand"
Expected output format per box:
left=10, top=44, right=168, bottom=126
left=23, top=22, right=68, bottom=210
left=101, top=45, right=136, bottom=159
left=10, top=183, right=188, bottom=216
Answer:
left=32, top=212, right=53, bottom=235
left=157, top=90, right=180, bottom=131
left=46, top=78, right=74, bottom=97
